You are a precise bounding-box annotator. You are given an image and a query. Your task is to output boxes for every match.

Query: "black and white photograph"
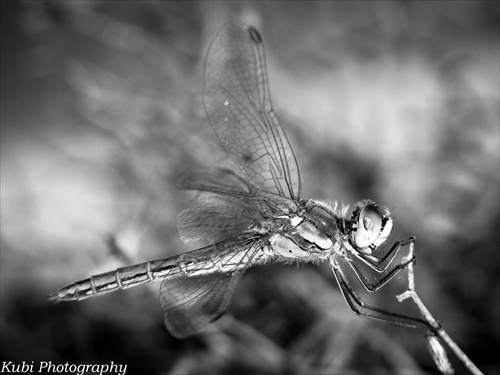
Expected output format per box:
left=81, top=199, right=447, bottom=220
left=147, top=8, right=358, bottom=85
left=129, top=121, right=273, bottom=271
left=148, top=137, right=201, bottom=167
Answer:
left=1, top=1, right=499, bottom=374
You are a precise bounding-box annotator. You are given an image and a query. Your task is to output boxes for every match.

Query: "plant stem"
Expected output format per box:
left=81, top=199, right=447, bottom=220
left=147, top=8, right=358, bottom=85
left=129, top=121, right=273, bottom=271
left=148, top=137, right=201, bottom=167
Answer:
left=396, top=242, right=483, bottom=375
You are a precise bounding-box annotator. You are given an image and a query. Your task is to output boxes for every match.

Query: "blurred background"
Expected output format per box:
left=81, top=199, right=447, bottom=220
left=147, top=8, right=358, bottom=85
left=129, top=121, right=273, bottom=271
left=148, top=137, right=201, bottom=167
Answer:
left=1, top=1, right=499, bottom=374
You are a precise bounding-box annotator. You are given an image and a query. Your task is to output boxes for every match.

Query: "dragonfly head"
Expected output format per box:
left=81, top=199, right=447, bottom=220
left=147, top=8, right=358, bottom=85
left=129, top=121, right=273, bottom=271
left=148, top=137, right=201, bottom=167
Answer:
left=349, top=200, right=393, bottom=254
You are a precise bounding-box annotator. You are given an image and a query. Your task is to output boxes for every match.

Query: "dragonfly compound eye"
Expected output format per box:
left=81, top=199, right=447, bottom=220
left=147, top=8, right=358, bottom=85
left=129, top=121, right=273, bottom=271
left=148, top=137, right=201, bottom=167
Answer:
left=351, top=200, right=393, bottom=253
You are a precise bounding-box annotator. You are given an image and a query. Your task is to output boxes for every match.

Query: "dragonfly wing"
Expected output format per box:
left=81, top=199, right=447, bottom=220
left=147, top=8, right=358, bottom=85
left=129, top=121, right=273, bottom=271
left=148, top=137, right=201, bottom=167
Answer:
left=177, top=192, right=261, bottom=244
left=177, top=167, right=293, bottom=212
left=160, top=236, right=268, bottom=338
left=177, top=167, right=281, bottom=244
left=177, top=167, right=253, bottom=197
left=204, top=23, right=302, bottom=200
left=160, top=271, right=243, bottom=338
left=177, top=194, right=249, bottom=244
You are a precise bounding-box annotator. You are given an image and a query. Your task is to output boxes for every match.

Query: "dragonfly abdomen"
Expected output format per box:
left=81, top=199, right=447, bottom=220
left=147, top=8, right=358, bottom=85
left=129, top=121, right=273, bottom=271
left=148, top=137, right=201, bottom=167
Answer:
left=49, top=258, right=180, bottom=302
left=49, top=240, right=273, bottom=302
left=176, top=246, right=273, bottom=277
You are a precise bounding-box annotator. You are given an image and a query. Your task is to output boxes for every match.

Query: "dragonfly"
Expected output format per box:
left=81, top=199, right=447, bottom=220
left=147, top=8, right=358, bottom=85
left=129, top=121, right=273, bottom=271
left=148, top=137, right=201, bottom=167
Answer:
left=49, top=23, right=434, bottom=339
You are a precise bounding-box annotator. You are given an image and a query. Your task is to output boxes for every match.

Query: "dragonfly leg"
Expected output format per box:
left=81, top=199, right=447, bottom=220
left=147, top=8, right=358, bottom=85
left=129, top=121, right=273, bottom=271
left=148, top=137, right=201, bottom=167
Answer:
left=330, top=259, right=433, bottom=331
left=347, top=253, right=415, bottom=292
left=354, top=237, right=415, bottom=272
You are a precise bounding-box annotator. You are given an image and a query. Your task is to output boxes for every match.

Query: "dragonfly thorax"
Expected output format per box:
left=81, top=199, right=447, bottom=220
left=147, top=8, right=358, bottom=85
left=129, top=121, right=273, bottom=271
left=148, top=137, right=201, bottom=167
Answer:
left=269, top=234, right=309, bottom=258
left=266, top=202, right=342, bottom=260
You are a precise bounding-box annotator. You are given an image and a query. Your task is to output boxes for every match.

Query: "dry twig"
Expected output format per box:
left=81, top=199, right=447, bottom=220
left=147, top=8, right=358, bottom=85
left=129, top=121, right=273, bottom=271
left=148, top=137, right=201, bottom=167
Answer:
left=396, top=241, right=483, bottom=375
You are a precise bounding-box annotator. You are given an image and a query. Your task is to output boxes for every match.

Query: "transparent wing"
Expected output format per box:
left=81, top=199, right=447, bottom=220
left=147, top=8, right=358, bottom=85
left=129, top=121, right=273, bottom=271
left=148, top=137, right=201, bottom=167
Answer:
left=203, top=23, right=302, bottom=200
left=177, top=167, right=255, bottom=201
left=160, top=238, right=264, bottom=338
left=177, top=166, right=283, bottom=211
left=177, top=167, right=298, bottom=244
left=177, top=192, right=260, bottom=244
left=160, top=271, right=243, bottom=338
